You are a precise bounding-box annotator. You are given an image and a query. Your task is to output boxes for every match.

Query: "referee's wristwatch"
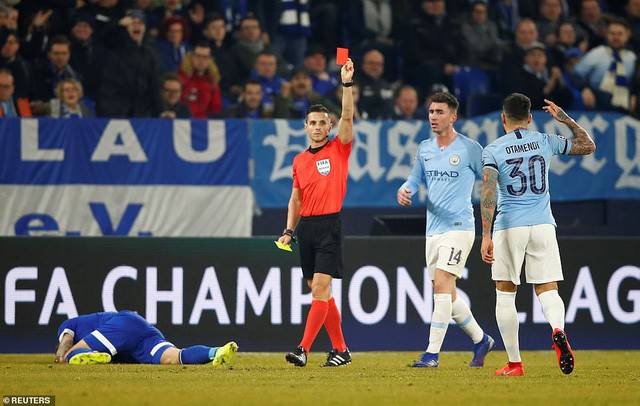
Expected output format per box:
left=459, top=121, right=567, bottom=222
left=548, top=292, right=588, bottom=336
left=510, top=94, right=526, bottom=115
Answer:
left=282, top=228, right=294, bottom=237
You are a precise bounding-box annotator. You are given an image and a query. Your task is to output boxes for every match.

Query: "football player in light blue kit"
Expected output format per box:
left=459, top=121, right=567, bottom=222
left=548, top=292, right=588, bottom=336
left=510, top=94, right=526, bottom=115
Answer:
left=480, top=94, right=595, bottom=376
left=398, top=91, right=494, bottom=368
left=54, top=310, right=238, bottom=366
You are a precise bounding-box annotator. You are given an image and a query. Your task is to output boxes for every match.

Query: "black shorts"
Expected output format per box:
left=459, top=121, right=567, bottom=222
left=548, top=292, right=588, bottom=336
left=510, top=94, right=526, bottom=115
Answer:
left=296, top=213, right=344, bottom=280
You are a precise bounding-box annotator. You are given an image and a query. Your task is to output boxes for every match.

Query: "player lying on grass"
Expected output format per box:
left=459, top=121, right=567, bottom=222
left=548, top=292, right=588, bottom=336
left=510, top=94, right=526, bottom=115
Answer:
left=54, top=310, right=238, bottom=365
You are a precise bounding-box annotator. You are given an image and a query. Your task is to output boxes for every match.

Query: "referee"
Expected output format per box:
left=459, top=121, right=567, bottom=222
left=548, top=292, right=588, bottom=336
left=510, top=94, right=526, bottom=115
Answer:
left=279, top=58, right=355, bottom=367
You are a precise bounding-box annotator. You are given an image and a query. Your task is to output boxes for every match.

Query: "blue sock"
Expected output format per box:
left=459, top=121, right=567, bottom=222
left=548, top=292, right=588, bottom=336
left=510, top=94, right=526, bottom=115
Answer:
left=180, top=345, right=216, bottom=364
left=66, top=348, right=92, bottom=363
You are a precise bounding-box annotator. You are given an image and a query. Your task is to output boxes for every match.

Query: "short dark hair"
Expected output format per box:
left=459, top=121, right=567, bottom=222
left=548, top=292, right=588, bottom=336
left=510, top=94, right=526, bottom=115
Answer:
left=163, top=72, right=182, bottom=86
left=204, top=12, right=225, bottom=27
left=242, top=78, right=261, bottom=90
left=194, top=41, right=211, bottom=51
left=429, top=91, right=459, bottom=114
left=239, top=14, right=260, bottom=28
left=305, top=104, right=330, bottom=121
left=48, top=35, right=71, bottom=51
left=503, top=93, right=531, bottom=121
left=607, top=16, right=631, bottom=31
left=290, top=67, right=310, bottom=79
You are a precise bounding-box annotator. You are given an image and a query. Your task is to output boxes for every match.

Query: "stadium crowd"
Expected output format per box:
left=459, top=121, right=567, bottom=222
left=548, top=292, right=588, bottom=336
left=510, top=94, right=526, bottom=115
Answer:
left=1, top=0, right=640, bottom=120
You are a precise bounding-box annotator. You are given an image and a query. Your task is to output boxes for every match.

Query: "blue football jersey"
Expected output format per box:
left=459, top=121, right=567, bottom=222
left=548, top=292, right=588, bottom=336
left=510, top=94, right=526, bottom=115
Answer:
left=400, top=133, right=483, bottom=236
left=482, top=129, right=572, bottom=230
left=58, top=311, right=170, bottom=363
left=58, top=312, right=117, bottom=343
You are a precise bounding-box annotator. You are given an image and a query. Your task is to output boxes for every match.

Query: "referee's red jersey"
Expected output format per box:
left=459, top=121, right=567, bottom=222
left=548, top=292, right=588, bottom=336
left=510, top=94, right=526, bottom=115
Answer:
left=293, top=136, right=352, bottom=216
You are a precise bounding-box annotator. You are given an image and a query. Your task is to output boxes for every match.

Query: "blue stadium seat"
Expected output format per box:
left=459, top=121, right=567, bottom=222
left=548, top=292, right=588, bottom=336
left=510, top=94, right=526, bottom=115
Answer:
left=452, top=67, right=491, bottom=117
left=466, top=93, right=502, bottom=117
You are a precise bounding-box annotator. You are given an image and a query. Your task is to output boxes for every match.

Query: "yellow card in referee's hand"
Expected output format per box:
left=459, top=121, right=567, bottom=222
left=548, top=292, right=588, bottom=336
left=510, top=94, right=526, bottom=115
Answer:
left=274, top=241, right=292, bottom=252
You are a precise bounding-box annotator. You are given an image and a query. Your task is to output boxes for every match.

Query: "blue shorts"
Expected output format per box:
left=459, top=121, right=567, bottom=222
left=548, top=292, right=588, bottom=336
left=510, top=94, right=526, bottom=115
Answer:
left=82, top=311, right=174, bottom=364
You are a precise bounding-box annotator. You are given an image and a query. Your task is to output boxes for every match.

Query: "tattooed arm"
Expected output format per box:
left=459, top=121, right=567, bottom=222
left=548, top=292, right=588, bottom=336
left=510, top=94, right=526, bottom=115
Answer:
left=543, top=99, right=596, bottom=156
left=55, top=333, right=74, bottom=363
left=480, top=168, right=499, bottom=264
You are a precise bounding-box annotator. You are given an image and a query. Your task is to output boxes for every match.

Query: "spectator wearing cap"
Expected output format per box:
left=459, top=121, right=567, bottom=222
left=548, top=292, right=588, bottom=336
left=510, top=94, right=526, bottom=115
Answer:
left=201, top=13, right=242, bottom=106
left=222, top=78, right=268, bottom=118
left=0, top=30, right=32, bottom=98
left=273, top=67, right=339, bottom=119
left=31, top=35, right=82, bottom=103
left=504, top=41, right=573, bottom=109
left=561, top=47, right=586, bottom=110
left=97, top=9, right=163, bottom=117
left=572, top=17, right=636, bottom=112
left=302, top=46, right=339, bottom=97
left=69, top=12, right=104, bottom=102
left=178, top=41, right=223, bottom=118
left=133, top=0, right=162, bottom=37
left=156, top=15, right=192, bottom=73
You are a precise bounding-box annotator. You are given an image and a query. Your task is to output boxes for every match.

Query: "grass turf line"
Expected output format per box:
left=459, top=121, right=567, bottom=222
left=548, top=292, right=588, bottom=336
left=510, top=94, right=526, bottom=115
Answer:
left=1, top=351, right=639, bottom=405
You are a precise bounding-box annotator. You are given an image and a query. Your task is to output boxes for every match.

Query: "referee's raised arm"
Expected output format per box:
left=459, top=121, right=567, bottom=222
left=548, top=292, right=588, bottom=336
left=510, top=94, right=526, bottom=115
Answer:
left=337, top=58, right=355, bottom=145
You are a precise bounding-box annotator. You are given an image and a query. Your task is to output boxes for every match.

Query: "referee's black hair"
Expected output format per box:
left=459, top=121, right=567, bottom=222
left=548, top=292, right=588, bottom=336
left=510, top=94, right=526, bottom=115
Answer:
left=305, top=104, right=330, bottom=122
left=503, top=93, right=531, bottom=122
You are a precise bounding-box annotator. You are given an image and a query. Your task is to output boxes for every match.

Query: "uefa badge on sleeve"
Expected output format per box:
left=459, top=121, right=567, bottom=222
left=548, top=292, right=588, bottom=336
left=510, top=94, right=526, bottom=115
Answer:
left=316, top=159, right=331, bottom=176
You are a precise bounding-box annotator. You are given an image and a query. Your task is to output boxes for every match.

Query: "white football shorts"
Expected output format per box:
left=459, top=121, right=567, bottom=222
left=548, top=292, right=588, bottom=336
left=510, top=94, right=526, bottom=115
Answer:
left=425, top=230, right=475, bottom=280
left=492, top=224, right=564, bottom=285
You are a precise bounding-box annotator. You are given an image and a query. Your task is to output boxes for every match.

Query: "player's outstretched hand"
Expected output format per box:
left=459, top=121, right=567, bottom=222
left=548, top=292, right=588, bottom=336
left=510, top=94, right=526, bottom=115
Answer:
left=397, top=188, right=412, bottom=206
left=543, top=99, right=572, bottom=124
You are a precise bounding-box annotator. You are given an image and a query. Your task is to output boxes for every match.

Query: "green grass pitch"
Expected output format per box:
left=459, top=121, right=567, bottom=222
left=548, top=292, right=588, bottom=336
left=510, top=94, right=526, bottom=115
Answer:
left=2, top=351, right=639, bottom=405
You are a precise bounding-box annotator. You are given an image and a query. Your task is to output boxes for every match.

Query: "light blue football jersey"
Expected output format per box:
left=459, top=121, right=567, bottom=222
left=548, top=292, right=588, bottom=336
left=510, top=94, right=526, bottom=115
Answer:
left=400, top=133, right=483, bottom=236
left=482, top=129, right=572, bottom=230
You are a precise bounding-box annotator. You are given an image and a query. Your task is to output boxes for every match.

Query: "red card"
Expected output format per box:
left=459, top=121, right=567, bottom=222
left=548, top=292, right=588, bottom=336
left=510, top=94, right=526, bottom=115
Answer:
left=336, top=47, right=349, bottom=65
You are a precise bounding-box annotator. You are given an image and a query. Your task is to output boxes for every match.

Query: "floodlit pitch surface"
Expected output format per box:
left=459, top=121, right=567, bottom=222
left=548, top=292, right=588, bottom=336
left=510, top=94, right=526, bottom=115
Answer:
left=1, top=351, right=638, bottom=405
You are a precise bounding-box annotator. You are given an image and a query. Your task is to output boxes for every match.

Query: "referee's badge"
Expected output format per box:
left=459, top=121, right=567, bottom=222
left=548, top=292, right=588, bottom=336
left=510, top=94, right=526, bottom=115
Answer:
left=316, top=158, right=331, bottom=175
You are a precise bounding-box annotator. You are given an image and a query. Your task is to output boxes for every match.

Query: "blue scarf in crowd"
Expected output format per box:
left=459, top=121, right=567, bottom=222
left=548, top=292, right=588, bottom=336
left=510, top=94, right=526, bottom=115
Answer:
left=278, top=0, right=311, bottom=36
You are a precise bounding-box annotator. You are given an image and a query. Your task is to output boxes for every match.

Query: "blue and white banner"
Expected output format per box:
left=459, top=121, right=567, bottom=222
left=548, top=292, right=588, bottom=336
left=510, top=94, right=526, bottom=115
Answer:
left=251, top=112, right=640, bottom=208
left=0, top=118, right=252, bottom=236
